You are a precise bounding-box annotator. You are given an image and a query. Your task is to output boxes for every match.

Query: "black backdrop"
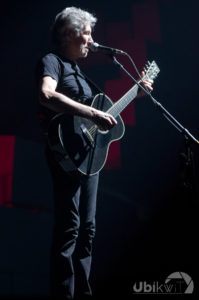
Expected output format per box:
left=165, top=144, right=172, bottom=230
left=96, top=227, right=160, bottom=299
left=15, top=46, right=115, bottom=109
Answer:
left=0, top=0, right=198, bottom=298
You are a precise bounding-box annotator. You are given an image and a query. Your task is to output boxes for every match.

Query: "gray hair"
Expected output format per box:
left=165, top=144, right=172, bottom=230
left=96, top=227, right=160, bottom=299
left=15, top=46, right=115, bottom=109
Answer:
left=51, top=7, right=97, bottom=48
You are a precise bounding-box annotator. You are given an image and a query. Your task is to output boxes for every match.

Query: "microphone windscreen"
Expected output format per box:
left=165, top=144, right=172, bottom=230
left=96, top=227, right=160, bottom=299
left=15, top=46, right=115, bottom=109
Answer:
left=89, top=42, right=99, bottom=52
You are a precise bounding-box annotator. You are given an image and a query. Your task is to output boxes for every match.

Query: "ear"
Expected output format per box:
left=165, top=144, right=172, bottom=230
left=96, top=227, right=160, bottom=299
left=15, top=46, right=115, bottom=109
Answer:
left=65, top=29, right=74, bottom=41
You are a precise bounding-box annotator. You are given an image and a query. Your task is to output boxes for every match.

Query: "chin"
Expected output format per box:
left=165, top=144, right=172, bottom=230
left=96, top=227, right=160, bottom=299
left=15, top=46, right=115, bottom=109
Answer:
left=81, top=52, right=88, bottom=58
left=80, top=48, right=88, bottom=57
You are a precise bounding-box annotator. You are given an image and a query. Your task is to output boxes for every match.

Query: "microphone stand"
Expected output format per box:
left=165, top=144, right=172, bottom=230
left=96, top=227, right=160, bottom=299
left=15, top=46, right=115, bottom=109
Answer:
left=111, top=54, right=199, bottom=200
left=179, top=136, right=198, bottom=201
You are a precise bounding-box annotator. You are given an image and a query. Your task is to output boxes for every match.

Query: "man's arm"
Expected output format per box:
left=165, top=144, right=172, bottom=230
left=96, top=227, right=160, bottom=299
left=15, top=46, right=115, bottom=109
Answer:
left=39, top=76, right=117, bottom=131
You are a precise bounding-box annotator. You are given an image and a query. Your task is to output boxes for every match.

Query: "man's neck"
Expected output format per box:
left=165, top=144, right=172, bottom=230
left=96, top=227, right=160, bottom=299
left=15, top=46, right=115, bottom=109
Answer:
left=57, top=47, right=77, bottom=63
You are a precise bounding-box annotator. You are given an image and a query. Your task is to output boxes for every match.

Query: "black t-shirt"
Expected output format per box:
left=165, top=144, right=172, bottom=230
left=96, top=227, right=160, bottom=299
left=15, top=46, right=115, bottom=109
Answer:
left=36, top=52, right=96, bottom=129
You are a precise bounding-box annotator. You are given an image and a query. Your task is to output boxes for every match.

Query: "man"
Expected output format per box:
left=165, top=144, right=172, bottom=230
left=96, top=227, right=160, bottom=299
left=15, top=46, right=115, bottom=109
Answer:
left=36, top=6, right=153, bottom=300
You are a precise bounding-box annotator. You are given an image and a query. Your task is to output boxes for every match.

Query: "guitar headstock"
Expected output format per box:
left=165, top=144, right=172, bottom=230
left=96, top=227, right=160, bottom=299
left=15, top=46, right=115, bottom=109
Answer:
left=144, top=60, right=160, bottom=80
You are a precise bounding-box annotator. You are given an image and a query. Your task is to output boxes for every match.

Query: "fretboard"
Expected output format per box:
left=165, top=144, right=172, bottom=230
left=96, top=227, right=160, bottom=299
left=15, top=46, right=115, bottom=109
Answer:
left=107, top=83, right=139, bottom=117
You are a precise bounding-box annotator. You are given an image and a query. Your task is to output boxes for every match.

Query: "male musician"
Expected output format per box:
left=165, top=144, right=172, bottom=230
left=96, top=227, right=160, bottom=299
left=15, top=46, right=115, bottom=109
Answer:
left=36, top=6, right=153, bottom=300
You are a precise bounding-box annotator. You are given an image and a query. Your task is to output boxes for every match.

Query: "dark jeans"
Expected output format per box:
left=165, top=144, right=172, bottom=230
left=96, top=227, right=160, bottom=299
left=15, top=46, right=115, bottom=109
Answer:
left=46, top=148, right=99, bottom=299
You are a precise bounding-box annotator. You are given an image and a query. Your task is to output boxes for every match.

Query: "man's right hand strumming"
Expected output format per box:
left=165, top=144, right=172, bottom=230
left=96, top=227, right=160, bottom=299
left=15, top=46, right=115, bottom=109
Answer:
left=91, top=109, right=117, bottom=131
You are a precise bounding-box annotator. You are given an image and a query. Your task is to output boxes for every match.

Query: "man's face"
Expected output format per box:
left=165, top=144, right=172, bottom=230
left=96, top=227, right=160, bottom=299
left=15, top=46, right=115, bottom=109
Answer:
left=69, top=23, right=93, bottom=59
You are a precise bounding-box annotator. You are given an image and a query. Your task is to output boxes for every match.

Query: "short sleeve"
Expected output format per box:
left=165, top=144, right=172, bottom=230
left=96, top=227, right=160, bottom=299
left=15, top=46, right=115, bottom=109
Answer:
left=36, top=53, right=61, bottom=83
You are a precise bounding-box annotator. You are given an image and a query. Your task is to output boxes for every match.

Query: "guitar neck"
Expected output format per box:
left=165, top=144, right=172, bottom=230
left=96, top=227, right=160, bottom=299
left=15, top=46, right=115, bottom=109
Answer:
left=105, top=60, right=160, bottom=118
left=107, top=82, right=140, bottom=117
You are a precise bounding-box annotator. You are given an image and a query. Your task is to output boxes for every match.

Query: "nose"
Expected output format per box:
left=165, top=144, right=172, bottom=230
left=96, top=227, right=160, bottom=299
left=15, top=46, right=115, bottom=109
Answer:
left=88, top=35, right=93, bottom=44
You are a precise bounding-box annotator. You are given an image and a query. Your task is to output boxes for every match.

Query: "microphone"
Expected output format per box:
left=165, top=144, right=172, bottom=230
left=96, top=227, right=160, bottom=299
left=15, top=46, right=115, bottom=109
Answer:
left=89, top=42, right=126, bottom=55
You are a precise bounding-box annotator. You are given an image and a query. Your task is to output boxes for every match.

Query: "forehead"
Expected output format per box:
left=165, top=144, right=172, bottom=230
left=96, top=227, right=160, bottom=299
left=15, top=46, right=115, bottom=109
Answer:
left=82, top=23, right=92, bottom=32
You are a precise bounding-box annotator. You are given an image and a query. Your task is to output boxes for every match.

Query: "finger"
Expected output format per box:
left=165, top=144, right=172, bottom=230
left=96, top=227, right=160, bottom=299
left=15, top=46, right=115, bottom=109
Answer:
left=143, top=79, right=153, bottom=84
left=145, top=85, right=153, bottom=91
left=144, top=80, right=153, bottom=84
left=108, top=118, right=115, bottom=127
left=108, top=114, right=117, bottom=125
left=102, top=116, right=112, bottom=128
left=145, top=82, right=153, bottom=87
left=104, top=118, right=115, bottom=130
left=111, top=117, right=117, bottom=125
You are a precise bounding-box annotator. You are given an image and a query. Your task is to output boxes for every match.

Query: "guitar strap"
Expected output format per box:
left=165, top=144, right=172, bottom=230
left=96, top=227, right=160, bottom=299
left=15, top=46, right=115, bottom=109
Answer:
left=79, top=69, right=106, bottom=97
left=71, top=64, right=86, bottom=102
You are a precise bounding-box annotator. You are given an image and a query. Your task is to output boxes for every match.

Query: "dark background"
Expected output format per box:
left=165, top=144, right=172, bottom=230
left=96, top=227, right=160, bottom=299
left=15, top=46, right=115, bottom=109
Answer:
left=0, top=0, right=198, bottom=298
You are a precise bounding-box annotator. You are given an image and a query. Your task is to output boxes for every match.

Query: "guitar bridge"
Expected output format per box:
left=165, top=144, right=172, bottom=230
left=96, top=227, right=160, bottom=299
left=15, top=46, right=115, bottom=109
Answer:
left=80, top=124, right=95, bottom=148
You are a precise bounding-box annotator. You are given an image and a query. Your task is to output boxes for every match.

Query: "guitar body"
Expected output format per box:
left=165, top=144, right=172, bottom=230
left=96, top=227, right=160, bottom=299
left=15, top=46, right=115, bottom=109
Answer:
left=47, top=93, right=125, bottom=175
